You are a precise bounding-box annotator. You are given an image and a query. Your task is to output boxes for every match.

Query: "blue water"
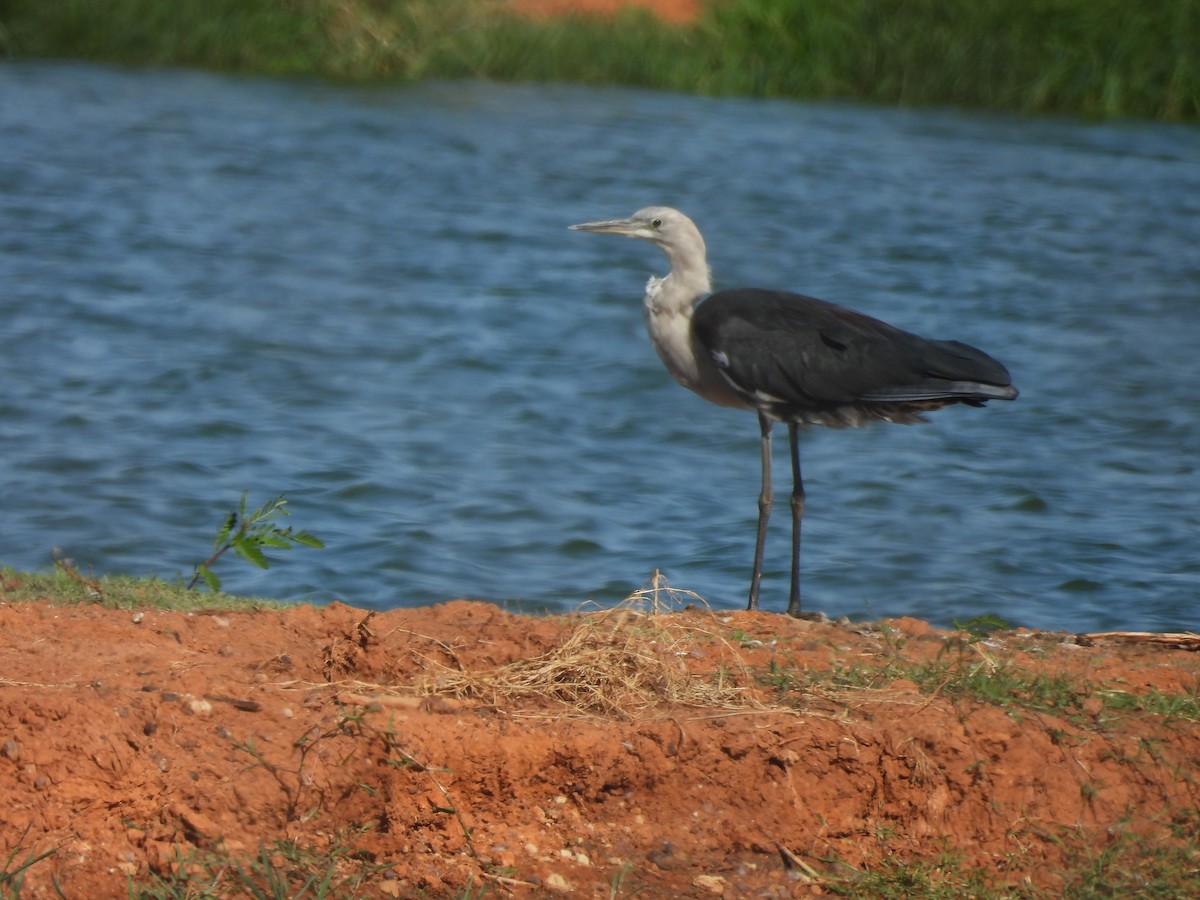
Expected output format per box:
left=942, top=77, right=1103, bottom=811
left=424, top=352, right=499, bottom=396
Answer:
left=2, top=61, right=1198, bottom=632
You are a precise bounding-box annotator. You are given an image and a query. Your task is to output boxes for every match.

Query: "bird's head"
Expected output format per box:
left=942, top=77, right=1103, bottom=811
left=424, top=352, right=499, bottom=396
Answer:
left=570, top=206, right=706, bottom=260
left=570, top=207, right=711, bottom=296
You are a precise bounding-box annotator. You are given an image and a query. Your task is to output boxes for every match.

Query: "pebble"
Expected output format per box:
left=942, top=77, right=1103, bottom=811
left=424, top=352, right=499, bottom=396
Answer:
left=693, top=874, right=727, bottom=894
left=185, top=698, right=213, bottom=717
left=544, top=872, right=572, bottom=893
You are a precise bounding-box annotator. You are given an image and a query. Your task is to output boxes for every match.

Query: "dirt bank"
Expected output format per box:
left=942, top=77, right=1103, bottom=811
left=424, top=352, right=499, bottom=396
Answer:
left=1, top=586, right=1198, bottom=897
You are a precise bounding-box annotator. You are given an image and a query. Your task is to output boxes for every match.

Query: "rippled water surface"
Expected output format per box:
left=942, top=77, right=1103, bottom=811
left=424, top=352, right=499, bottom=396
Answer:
left=3, top=61, right=1199, bottom=631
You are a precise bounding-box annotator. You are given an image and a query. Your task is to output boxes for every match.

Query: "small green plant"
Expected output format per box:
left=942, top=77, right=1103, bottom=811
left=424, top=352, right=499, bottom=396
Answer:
left=759, top=657, right=800, bottom=695
left=131, top=837, right=380, bottom=899
left=1051, top=818, right=1200, bottom=898
left=228, top=718, right=349, bottom=823
left=826, top=852, right=998, bottom=898
left=952, top=613, right=1015, bottom=643
left=189, top=492, right=323, bottom=591
left=608, top=861, right=635, bottom=898
left=1098, top=688, right=1200, bottom=723
left=0, top=827, right=58, bottom=899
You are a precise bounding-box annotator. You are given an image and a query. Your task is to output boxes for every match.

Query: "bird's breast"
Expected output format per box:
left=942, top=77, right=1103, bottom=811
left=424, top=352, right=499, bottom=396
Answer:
left=643, top=303, right=747, bottom=409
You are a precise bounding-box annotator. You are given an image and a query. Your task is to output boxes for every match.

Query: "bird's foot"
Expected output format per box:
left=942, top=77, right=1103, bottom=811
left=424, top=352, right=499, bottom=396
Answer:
left=785, top=607, right=832, bottom=623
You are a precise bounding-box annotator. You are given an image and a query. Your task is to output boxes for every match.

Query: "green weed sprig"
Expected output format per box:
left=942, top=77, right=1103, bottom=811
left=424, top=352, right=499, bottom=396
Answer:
left=189, top=493, right=323, bottom=592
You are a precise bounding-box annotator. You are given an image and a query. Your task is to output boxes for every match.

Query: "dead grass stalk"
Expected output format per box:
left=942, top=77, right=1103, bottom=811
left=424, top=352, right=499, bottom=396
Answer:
left=420, top=571, right=771, bottom=718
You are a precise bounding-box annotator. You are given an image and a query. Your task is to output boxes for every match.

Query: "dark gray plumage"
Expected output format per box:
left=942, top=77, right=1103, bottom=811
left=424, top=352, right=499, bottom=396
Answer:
left=693, top=288, right=1016, bottom=427
left=570, top=206, right=1017, bottom=616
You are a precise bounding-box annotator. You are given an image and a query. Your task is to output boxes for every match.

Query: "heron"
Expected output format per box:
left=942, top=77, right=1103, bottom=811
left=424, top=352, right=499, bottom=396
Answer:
left=570, top=206, right=1018, bottom=617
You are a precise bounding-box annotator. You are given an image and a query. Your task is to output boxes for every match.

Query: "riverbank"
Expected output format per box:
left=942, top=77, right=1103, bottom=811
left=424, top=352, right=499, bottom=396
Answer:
left=2, top=0, right=1196, bottom=120
left=1, top=571, right=1199, bottom=896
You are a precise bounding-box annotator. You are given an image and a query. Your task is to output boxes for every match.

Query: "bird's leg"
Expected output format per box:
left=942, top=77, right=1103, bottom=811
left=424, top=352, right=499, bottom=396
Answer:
left=785, top=423, right=805, bottom=617
left=747, top=411, right=773, bottom=611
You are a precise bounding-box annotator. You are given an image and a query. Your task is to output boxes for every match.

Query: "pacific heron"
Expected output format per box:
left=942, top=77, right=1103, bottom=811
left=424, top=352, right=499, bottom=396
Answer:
left=570, top=206, right=1018, bottom=617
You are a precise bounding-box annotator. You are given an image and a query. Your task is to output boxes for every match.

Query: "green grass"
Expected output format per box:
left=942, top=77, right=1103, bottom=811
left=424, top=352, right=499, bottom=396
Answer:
left=702, top=0, right=1200, bottom=119
left=116, top=825, right=1200, bottom=899
left=0, top=0, right=328, bottom=75
left=0, top=828, right=59, bottom=900
left=0, top=565, right=283, bottom=612
left=1099, top=688, right=1200, bottom=722
left=766, top=626, right=1200, bottom=728
left=827, top=853, right=1000, bottom=898
left=1, top=0, right=1196, bottom=119
left=0, top=493, right=320, bottom=610
left=130, top=836, right=383, bottom=900
left=821, top=823, right=1200, bottom=898
left=1050, top=821, right=1200, bottom=899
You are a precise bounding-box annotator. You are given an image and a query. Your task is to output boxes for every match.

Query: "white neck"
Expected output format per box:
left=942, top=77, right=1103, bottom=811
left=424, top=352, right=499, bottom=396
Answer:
left=640, top=247, right=743, bottom=409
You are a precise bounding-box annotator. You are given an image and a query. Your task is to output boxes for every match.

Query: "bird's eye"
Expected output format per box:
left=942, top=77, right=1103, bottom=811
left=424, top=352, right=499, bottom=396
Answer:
left=651, top=218, right=662, bottom=228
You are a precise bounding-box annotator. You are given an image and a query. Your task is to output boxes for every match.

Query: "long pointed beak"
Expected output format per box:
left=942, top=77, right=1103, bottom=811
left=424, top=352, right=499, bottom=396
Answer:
left=569, top=217, right=640, bottom=236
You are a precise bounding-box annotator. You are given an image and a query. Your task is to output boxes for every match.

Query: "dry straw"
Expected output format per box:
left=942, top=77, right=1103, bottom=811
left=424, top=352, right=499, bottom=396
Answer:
left=419, top=571, right=771, bottom=718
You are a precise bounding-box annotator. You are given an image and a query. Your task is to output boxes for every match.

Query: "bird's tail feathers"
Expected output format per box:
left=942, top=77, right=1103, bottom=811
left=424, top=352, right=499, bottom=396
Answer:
left=861, top=381, right=1019, bottom=403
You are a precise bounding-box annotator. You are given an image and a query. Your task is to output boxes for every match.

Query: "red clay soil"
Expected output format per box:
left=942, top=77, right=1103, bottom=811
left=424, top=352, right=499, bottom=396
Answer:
left=508, top=0, right=704, bottom=25
left=1, top=591, right=1199, bottom=898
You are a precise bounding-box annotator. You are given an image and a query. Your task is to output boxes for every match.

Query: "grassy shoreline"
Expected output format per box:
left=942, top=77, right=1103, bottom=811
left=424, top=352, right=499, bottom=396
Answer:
left=0, top=565, right=285, bottom=611
left=2, top=0, right=1197, bottom=120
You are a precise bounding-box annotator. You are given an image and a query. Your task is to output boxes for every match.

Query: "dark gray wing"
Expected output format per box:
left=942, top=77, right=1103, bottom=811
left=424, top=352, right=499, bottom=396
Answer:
left=692, top=289, right=1016, bottom=411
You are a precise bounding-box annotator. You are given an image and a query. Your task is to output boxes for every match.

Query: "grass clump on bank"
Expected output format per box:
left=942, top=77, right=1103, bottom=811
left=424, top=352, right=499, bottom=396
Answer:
left=0, top=565, right=282, bottom=612
left=2, top=0, right=1197, bottom=120
left=0, top=494, right=321, bottom=612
